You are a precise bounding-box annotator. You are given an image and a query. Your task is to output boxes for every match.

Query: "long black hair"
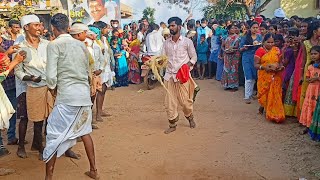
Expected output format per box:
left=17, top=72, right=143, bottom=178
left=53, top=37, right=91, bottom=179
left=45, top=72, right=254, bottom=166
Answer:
left=288, top=27, right=300, bottom=37
left=267, top=24, right=278, bottom=32
left=263, top=33, right=276, bottom=43
left=307, top=20, right=320, bottom=40
left=244, top=21, right=259, bottom=45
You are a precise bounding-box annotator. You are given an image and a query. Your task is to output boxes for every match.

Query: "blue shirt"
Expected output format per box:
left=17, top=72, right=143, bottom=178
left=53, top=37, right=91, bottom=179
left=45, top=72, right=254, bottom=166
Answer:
left=196, top=26, right=212, bottom=45
left=196, top=41, right=209, bottom=61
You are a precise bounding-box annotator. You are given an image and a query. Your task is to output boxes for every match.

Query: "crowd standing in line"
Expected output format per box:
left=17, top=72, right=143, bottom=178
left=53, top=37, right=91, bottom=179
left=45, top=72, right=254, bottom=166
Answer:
left=0, top=7, right=320, bottom=179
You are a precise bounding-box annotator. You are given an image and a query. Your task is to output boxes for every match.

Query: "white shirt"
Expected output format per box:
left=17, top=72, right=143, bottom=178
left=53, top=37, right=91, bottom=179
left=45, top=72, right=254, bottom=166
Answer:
left=137, top=31, right=144, bottom=42
left=46, top=34, right=92, bottom=106
left=90, top=40, right=105, bottom=71
left=145, top=30, right=165, bottom=56
left=162, top=36, right=197, bottom=82
left=15, top=38, right=49, bottom=88
left=14, top=34, right=25, bottom=45
left=14, top=34, right=27, bottom=97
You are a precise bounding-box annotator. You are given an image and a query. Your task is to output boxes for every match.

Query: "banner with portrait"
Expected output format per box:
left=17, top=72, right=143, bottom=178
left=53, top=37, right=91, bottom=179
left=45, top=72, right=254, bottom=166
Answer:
left=0, top=0, right=50, bottom=9
left=67, top=0, right=121, bottom=25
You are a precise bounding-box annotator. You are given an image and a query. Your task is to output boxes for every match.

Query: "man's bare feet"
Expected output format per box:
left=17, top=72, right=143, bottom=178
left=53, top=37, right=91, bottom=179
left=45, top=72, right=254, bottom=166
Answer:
left=17, top=146, right=27, bottom=158
left=101, top=111, right=111, bottom=117
left=7, top=138, right=18, bottom=145
left=96, top=115, right=104, bottom=122
left=164, top=127, right=176, bottom=134
left=92, top=124, right=99, bottom=129
left=65, top=149, right=81, bottom=159
left=85, top=169, right=99, bottom=179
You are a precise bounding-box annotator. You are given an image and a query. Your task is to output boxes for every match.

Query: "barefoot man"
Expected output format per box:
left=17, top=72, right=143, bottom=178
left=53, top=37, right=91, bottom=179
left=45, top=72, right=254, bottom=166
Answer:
left=14, top=14, right=53, bottom=159
left=44, top=13, right=98, bottom=179
left=162, top=17, right=197, bottom=134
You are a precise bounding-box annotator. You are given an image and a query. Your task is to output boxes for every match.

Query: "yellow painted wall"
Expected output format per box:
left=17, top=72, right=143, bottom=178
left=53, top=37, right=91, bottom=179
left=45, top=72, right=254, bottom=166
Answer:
left=261, top=0, right=281, bottom=18
left=281, top=0, right=318, bottom=18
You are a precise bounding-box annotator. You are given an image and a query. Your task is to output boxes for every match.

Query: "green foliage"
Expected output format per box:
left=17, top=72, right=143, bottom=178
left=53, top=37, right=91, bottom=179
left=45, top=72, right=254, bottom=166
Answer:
left=203, top=0, right=247, bottom=20
left=142, top=7, right=156, bottom=23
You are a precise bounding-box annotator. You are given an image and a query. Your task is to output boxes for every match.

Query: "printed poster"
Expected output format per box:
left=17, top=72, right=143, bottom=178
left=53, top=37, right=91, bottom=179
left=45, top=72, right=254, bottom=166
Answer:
left=68, top=0, right=121, bottom=25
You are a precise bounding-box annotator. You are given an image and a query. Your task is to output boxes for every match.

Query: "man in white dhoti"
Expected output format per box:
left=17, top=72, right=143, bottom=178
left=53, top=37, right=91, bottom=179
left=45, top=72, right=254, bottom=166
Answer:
left=44, top=13, right=98, bottom=180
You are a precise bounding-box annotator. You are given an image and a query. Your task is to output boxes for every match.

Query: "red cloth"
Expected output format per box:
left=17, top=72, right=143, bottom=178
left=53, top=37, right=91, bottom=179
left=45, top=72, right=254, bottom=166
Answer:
left=255, top=16, right=263, bottom=24
left=176, top=64, right=190, bottom=83
left=255, top=47, right=267, bottom=58
left=0, top=53, right=8, bottom=72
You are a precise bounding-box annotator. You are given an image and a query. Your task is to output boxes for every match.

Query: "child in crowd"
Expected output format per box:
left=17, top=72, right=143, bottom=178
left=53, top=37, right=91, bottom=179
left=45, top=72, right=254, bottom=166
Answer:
left=300, top=46, right=320, bottom=131
left=196, top=34, right=209, bottom=80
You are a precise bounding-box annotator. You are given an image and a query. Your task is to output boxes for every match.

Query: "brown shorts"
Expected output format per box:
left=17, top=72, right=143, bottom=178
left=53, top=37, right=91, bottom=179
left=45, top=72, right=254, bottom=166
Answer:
left=17, top=92, right=28, bottom=120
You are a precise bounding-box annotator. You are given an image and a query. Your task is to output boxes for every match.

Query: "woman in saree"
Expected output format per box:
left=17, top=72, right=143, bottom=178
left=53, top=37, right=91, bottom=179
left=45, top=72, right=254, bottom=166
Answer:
left=128, top=32, right=141, bottom=84
left=283, top=28, right=300, bottom=117
left=299, top=21, right=320, bottom=132
left=221, top=24, right=240, bottom=91
left=110, top=36, right=129, bottom=87
left=254, top=33, right=285, bottom=123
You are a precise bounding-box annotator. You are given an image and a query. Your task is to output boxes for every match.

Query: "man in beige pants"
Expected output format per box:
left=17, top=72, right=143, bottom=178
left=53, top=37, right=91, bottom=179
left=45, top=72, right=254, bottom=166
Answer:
left=162, top=17, right=197, bottom=134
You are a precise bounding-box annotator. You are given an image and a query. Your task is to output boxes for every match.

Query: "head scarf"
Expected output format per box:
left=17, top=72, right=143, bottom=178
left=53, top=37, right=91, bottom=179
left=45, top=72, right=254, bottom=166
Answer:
left=21, top=14, right=40, bottom=27
left=70, top=23, right=89, bottom=35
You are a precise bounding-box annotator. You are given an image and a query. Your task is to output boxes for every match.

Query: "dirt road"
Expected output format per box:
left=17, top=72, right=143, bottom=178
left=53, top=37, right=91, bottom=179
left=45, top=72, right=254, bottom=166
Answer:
left=2, top=79, right=320, bottom=180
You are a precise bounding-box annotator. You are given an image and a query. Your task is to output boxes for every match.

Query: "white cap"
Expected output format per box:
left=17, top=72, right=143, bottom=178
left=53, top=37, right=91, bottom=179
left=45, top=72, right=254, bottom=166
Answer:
left=274, top=8, right=286, bottom=18
left=21, top=14, right=40, bottom=27
left=70, top=23, right=89, bottom=35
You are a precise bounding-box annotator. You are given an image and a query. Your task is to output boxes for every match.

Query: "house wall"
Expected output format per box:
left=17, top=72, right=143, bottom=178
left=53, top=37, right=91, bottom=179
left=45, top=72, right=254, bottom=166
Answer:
left=261, top=0, right=319, bottom=18
left=281, top=0, right=319, bottom=18
left=261, top=0, right=281, bottom=18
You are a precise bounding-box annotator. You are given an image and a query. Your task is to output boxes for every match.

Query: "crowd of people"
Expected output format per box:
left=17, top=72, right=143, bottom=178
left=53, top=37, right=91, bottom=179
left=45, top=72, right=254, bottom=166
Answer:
left=186, top=10, right=320, bottom=139
left=0, top=7, right=320, bottom=179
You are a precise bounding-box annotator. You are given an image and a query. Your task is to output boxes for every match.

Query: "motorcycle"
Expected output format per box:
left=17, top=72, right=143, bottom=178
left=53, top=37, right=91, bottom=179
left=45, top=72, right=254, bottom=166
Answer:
left=140, top=54, right=164, bottom=90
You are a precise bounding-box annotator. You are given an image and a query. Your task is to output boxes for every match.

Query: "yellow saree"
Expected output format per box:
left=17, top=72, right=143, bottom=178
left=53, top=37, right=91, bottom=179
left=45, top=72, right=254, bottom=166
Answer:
left=257, top=47, right=285, bottom=123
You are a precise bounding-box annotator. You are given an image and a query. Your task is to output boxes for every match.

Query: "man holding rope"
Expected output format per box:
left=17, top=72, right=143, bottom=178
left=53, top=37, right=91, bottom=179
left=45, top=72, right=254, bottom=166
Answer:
left=162, top=17, right=197, bottom=134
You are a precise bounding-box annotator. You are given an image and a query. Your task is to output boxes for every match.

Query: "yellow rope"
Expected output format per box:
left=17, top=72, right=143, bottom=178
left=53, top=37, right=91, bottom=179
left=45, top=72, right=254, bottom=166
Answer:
left=145, top=55, right=172, bottom=96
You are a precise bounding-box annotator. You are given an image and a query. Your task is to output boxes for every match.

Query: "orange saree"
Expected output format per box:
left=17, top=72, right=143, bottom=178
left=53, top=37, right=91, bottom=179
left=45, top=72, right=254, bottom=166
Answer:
left=256, top=47, right=285, bottom=123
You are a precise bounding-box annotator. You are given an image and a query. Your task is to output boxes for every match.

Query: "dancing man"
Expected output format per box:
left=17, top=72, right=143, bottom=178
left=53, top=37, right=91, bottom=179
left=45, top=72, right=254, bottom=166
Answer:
left=43, top=13, right=98, bottom=180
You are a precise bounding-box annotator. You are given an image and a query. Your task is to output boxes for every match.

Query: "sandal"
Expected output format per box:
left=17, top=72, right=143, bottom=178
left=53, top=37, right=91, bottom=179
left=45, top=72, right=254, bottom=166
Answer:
left=0, top=146, right=10, bottom=158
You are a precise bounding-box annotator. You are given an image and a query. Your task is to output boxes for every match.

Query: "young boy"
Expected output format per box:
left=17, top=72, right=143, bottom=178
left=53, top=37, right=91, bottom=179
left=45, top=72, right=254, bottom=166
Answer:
left=196, top=34, right=209, bottom=80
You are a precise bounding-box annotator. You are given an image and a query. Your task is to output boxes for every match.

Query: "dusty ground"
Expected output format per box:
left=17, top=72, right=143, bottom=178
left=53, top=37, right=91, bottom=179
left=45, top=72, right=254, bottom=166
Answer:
left=1, top=79, right=320, bottom=180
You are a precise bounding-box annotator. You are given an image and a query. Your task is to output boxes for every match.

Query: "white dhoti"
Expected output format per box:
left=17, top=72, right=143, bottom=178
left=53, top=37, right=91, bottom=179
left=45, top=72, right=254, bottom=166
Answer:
left=43, top=104, right=92, bottom=163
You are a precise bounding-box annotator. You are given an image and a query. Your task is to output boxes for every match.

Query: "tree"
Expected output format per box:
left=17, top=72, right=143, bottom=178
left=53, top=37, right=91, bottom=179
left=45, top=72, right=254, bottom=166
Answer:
left=157, top=0, right=207, bottom=13
left=204, top=0, right=273, bottom=20
left=203, top=0, right=246, bottom=20
left=142, top=7, right=156, bottom=23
